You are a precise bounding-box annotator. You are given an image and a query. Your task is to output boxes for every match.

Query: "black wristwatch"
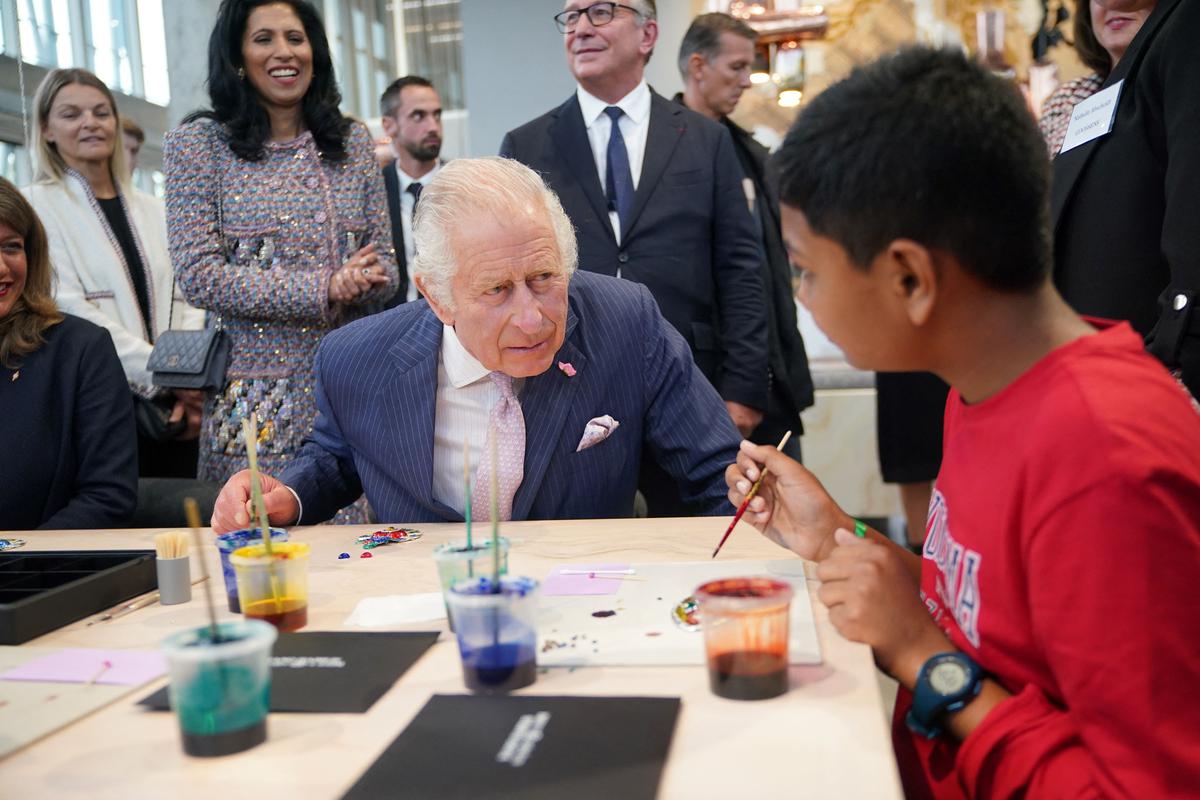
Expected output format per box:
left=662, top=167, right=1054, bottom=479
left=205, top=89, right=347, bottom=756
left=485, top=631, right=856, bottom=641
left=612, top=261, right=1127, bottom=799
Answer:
left=905, top=652, right=983, bottom=739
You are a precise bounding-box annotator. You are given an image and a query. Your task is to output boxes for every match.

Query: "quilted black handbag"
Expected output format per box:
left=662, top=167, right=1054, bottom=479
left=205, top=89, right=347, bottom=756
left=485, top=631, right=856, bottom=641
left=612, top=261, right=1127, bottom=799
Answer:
left=148, top=325, right=229, bottom=390
left=149, top=165, right=230, bottom=392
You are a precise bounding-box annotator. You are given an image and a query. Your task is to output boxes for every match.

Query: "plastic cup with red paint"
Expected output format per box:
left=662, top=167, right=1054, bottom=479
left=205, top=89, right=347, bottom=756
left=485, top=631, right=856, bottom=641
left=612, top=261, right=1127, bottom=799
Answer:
left=695, top=576, right=793, bottom=700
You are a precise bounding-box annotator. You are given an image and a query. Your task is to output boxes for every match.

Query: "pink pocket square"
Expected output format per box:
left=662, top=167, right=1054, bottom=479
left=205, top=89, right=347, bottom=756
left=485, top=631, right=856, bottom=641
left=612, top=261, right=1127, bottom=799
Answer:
left=576, top=415, right=620, bottom=452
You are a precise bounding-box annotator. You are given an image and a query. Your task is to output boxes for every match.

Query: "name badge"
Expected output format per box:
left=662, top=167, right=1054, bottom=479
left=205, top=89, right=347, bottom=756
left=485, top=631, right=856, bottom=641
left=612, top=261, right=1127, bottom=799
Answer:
left=1059, top=79, right=1123, bottom=155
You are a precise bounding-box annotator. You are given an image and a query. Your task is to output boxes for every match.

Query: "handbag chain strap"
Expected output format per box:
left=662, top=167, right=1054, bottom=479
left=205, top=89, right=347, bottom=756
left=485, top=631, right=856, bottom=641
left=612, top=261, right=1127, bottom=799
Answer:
left=167, top=126, right=227, bottom=334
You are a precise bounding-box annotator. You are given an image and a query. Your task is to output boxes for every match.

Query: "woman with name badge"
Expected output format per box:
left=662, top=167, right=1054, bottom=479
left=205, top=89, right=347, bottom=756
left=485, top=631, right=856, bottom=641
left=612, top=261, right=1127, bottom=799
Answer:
left=1038, top=0, right=1155, bottom=157
left=1051, top=0, right=1200, bottom=398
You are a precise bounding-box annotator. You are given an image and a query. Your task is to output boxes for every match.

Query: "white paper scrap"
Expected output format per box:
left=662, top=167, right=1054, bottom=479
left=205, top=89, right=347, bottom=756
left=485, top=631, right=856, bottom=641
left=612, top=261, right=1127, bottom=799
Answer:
left=344, top=593, right=446, bottom=627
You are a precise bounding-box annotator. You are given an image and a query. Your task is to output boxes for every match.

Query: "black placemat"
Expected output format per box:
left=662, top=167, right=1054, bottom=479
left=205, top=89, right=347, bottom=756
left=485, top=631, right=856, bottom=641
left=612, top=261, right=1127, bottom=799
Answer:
left=342, top=694, right=682, bottom=800
left=141, top=631, right=439, bottom=713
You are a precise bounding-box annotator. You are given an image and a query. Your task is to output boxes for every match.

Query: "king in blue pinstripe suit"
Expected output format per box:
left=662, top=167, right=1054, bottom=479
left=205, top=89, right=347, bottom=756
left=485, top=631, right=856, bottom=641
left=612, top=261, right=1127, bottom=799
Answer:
left=280, top=268, right=739, bottom=523
left=210, top=158, right=740, bottom=530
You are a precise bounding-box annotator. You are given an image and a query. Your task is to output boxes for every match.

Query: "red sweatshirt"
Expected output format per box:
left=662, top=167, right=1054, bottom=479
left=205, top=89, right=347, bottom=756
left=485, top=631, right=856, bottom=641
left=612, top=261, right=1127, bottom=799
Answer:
left=894, top=323, right=1200, bottom=799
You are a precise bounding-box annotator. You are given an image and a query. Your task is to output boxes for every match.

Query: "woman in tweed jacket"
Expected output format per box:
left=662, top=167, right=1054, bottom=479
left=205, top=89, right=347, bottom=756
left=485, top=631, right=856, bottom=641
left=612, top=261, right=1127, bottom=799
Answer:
left=165, top=0, right=398, bottom=498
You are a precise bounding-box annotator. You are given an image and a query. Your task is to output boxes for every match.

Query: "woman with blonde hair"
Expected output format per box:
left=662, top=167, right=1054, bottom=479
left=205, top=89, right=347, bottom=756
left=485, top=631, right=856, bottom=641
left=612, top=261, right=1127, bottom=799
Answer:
left=0, top=177, right=137, bottom=529
left=25, top=67, right=205, bottom=478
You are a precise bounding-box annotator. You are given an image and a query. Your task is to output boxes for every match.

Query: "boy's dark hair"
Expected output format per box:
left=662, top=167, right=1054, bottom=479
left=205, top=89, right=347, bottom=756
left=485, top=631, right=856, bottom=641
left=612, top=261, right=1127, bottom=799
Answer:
left=187, top=0, right=350, bottom=162
left=380, top=75, right=435, bottom=119
left=774, top=47, right=1051, bottom=293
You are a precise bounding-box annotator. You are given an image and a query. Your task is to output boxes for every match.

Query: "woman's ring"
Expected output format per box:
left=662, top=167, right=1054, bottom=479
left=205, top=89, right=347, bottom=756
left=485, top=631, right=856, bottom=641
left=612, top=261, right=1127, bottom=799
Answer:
left=361, top=267, right=371, bottom=276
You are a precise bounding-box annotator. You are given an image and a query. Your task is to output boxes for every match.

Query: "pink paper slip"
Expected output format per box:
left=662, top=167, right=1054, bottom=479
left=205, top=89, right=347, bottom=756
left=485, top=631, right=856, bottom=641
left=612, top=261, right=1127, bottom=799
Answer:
left=0, top=648, right=167, bottom=686
left=541, top=564, right=631, bottom=596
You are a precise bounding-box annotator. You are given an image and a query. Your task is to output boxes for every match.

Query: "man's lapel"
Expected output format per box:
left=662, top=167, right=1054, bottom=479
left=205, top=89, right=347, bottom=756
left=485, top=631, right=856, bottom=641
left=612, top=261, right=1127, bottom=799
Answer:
left=382, top=165, right=407, bottom=278
left=625, top=91, right=685, bottom=237
left=511, top=307, right=586, bottom=520
left=382, top=311, right=441, bottom=508
left=550, top=95, right=614, bottom=242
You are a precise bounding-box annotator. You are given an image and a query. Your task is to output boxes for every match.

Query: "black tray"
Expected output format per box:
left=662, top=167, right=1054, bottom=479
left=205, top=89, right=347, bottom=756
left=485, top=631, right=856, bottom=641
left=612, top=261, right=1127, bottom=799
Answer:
left=0, top=550, right=157, bottom=644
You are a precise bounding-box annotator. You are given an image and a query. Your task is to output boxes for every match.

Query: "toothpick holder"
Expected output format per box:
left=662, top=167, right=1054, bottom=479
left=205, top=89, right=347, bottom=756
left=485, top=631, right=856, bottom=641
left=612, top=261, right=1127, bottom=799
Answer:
left=156, top=556, right=192, bottom=605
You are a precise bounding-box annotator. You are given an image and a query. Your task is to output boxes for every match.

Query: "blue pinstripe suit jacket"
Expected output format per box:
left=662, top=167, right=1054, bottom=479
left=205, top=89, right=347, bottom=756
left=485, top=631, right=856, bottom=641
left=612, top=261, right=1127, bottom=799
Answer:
left=280, top=271, right=741, bottom=523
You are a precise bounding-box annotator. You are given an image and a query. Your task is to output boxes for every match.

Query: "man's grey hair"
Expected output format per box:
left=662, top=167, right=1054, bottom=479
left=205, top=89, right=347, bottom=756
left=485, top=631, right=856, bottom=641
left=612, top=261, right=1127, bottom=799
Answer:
left=631, top=0, right=657, bottom=21
left=677, top=12, right=756, bottom=80
left=631, top=0, right=657, bottom=62
left=411, top=158, right=579, bottom=309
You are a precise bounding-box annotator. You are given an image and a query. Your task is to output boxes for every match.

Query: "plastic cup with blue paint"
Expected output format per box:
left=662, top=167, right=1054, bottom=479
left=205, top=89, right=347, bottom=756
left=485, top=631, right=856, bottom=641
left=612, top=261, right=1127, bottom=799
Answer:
left=445, top=575, right=538, bottom=693
left=161, top=619, right=276, bottom=757
left=215, top=528, right=287, bottom=613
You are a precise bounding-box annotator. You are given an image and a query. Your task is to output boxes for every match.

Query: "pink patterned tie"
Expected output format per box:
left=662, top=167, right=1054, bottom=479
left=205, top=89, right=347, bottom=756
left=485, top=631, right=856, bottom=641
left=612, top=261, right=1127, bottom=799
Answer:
left=472, top=372, right=525, bottom=521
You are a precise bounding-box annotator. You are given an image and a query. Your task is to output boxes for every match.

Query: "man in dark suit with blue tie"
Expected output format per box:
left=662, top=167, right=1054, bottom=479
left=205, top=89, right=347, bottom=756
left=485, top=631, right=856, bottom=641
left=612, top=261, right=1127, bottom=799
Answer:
left=500, top=0, right=768, bottom=516
left=209, top=157, right=741, bottom=532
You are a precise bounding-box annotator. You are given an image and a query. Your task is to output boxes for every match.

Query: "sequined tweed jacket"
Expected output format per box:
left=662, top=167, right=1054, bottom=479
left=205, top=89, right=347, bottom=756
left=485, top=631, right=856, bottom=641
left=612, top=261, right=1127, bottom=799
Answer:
left=164, top=118, right=398, bottom=484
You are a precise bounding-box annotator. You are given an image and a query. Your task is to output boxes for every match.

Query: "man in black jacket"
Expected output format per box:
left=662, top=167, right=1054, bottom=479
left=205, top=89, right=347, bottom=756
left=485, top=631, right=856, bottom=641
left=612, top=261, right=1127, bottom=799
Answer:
left=675, top=12, right=814, bottom=459
left=379, top=75, right=443, bottom=309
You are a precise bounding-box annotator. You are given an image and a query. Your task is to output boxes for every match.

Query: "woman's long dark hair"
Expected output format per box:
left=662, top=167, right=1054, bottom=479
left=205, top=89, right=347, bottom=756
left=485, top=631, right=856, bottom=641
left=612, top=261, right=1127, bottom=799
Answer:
left=187, top=0, right=350, bottom=162
left=1073, top=0, right=1115, bottom=78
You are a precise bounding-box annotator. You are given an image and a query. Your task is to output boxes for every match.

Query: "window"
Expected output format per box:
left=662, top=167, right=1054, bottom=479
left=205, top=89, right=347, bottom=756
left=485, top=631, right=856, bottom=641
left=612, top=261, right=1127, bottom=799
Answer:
left=135, top=0, right=168, bottom=105
left=324, top=0, right=397, bottom=119
left=0, top=141, right=33, bottom=187
left=8, top=1, right=169, bottom=106
left=16, top=0, right=75, bottom=69
left=401, top=0, right=463, bottom=109
left=86, top=0, right=137, bottom=95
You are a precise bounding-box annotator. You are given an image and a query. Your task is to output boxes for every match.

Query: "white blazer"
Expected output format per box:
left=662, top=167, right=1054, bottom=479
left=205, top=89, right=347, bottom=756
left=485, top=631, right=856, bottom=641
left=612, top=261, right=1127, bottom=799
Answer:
left=24, top=172, right=204, bottom=392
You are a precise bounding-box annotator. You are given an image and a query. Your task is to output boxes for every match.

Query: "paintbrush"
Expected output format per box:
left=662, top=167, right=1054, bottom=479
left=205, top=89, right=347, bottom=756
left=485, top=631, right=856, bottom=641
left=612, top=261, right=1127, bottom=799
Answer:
left=242, top=414, right=283, bottom=612
left=712, top=430, right=793, bottom=559
left=463, top=437, right=473, bottom=551
left=86, top=577, right=208, bottom=625
left=241, top=415, right=274, bottom=555
left=185, top=498, right=222, bottom=644
left=489, top=436, right=500, bottom=593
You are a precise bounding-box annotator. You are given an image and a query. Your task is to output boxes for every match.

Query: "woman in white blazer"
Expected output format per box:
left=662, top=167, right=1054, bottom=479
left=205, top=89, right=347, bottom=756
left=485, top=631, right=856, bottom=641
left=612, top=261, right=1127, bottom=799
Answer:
left=25, top=68, right=206, bottom=478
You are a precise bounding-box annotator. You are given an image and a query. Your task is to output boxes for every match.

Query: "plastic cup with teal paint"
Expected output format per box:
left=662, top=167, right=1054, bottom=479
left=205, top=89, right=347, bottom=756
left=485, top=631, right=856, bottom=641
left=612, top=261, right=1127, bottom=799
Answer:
left=161, top=619, right=276, bottom=757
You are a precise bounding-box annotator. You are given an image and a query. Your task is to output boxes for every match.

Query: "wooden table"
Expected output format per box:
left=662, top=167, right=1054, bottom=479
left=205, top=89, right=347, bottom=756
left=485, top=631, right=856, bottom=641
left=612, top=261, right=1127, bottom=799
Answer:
left=0, top=519, right=903, bottom=799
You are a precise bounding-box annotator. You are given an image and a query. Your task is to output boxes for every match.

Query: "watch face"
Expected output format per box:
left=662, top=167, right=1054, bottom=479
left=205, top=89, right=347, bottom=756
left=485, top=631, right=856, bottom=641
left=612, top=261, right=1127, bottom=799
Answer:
left=929, top=661, right=969, bottom=694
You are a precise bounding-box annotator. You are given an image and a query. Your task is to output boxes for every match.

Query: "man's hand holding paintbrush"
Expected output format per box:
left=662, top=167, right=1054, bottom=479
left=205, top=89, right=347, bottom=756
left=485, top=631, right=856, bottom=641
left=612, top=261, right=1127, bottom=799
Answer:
left=724, top=439, right=861, bottom=562
left=210, top=470, right=300, bottom=535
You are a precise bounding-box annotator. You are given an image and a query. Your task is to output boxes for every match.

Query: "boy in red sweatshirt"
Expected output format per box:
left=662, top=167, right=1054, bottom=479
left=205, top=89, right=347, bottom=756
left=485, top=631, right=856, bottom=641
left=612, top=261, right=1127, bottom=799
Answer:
left=727, top=47, right=1200, bottom=798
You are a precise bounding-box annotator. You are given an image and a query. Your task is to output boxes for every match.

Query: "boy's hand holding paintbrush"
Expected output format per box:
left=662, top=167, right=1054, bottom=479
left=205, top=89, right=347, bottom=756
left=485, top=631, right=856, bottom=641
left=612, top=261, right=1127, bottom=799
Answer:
left=725, top=439, right=864, bottom=563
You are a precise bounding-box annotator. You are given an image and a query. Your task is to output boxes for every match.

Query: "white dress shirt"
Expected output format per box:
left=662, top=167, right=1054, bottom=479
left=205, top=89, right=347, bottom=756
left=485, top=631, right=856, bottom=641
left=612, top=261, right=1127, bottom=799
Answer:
left=576, top=80, right=651, bottom=247
left=289, top=324, right=521, bottom=520
left=431, top=325, right=524, bottom=515
left=395, top=161, right=440, bottom=303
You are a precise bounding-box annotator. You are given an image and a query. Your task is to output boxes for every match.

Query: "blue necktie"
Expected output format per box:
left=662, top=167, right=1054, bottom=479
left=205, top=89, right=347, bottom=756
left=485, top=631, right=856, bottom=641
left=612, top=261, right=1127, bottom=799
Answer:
left=603, top=106, right=634, bottom=236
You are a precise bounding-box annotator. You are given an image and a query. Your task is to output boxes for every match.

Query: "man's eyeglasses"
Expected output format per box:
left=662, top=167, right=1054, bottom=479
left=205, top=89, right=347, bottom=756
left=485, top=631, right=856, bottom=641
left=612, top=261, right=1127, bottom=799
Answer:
left=554, top=2, right=643, bottom=34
